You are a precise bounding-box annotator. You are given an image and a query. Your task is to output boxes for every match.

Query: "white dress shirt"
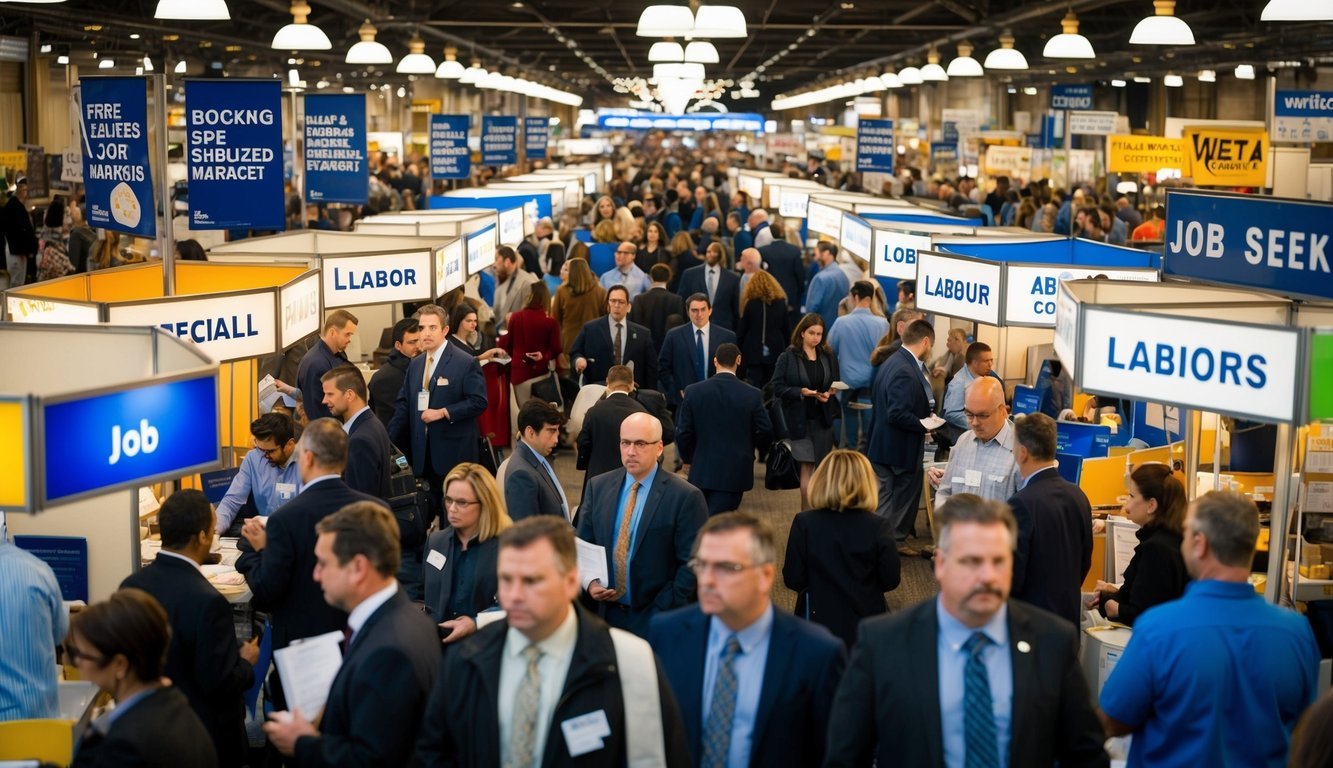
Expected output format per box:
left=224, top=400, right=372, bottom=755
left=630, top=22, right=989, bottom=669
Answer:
left=498, top=606, right=580, bottom=767
left=346, top=580, right=399, bottom=645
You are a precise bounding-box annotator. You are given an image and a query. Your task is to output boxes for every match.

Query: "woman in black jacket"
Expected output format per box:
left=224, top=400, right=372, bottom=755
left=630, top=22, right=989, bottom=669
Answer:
left=771, top=312, right=841, bottom=509
left=1094, top=463, right=1189, bottom=625
left=734, top=269, right=790, bottom=388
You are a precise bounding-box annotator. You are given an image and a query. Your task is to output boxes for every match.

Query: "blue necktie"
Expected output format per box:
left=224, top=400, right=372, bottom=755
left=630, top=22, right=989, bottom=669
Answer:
left=695, top=328, right=706, bottom=381
left=701, top=636, right=742, bottom=768
left=963, top=632, right=999, bottom=768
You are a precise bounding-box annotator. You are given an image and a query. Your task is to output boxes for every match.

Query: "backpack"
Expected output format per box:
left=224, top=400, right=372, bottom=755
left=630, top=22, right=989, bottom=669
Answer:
left=387, top=445, right=429, bottom=550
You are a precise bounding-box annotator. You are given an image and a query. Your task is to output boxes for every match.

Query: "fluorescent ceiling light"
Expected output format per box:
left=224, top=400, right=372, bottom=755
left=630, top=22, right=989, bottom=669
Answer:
left=396, top=35, right=436, bottom=74
left=99, top=58, right=114, bottom=69
left=435, top=46, right=465, bottom=78
left=1111, top=78, right=1126, bottom=87
left=945, top=42, right=983, bottom=77
left=683, top=41, right=719, bottom=64
left=1130, top=1, right=1195, bottom=45
left=1164, top=74, right=1183, bottom=87
left=1261, top=0, right=1333, bottom=21
left=1043, top=11, right=1095, bottom=59
left=983, top=33, right=1028, bottom=70
left=271, top=1, right=331, bottom=50
left=155, top=0, right=229, bottom=19
left=648, top=41, right=684, bottom=62
left=898, top=66, right=923, bottom=85
left=691, top=5, right=747, bottom=38
left=1234, top=64, right=1256, bottom=79
left=637, top=5, right=694, bottom=37
left=346, top=20, right=392, bottom=64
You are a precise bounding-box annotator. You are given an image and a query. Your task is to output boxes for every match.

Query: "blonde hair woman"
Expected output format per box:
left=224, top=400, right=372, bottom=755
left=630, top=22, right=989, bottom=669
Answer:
left=735, top=270, right=789, bottom=387
left=613, top=206, right=638, bottom=243
left=593, top=219, right=619, bottom=244
left=423, top=462, right=513, bottom=645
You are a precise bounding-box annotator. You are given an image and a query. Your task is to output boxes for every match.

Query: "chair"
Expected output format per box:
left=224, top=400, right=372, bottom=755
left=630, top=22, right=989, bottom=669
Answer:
left=0, top=718, right=75, bottom=764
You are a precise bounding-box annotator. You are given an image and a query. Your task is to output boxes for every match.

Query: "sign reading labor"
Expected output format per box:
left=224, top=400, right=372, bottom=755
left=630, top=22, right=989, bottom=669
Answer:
left=186, top=79, right=285, bottom=230
left=1181, top=127, right=1268, bottom=187
left=915, top=250, right=1002, bottom=326
left=322, top=252, right=432, bottom=308
left=872, top=229, right=929, bottom=281
left=80, top=77, right=156, bottom=237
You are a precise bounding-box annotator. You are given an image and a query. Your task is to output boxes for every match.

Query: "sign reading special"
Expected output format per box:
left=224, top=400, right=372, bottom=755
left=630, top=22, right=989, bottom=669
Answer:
left=524, top=117, right=550, bottom=161
left=1181, top=127, right=1268, bottom=187
left=430, top=114, right=470, bottom=180
left=303, top=93, right=367, bottom=204
left=481, top=115, right=518, bottom=166
left=79, top=77, right=156, bottom=237
left=855, top=118, right=895, bottom=173
left=186, top=79, right=285, bottom=230
left=1107, top=135, right=1183, bottom=173
left=107, top=291, right=278, bottom=362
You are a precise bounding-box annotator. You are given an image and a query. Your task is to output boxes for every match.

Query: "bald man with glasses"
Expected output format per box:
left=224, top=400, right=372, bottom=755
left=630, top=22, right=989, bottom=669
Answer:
left=599, top=241, right=653, bottom=302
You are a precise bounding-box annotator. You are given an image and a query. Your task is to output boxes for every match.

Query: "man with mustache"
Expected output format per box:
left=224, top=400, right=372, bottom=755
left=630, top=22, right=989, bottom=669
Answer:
left=825, top=494, right=1108, bottom=768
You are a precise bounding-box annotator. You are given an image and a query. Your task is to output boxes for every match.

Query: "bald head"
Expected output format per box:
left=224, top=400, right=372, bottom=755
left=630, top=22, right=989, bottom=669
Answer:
left=740, top=248, right=762, bottom=274
left=965, top=376, right=1008, bottom=442
left=619, top=411, right=664, bottom=479
left=747, top=209, right=768, bottom=229
left=615, top=241, right=638, bottom=269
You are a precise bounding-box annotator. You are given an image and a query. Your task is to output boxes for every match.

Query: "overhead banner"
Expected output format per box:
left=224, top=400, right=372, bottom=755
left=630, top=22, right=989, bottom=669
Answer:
left=1107, top=135, right=1183, bottom=173
left=79, top=77, right=156, bottom=238
left=1181, top=127, right=1268, bottom=187
left=1051, top=84, right=1093, bottom=111
left=429, top=114, right=471, bottom=180
left=481, top=115, right=518, bottom=166
left=524, top=117, right=550, bottom=161
left=186, top=79, right=285, bottom=230
left=1273, top=90, right=1333, bottom=143
left=303, top=93, right=367, bottom=204
left=1164, top=189, right=1333, bottom=302
left=855, top=118, right=895, bottom=173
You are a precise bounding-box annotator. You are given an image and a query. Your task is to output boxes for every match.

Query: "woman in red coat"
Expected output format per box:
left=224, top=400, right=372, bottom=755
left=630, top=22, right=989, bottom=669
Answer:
left=497, top=280, right=562, bottom=429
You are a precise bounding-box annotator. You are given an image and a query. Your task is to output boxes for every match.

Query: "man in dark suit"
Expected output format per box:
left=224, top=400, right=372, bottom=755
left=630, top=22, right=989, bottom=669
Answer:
left=676, top=343, right=772, bottom=516
left=658, top=293, right=738, bottom=410
left=571, top=284, right=659, bottom=390
left=368, top=317, right=419, bottom=425
left=121, top=490, right=256, bottom=768
left=757, top=220, right=806, bottom=326
left=577, top=411, right=708, bottom=637
left=295, top=309, right=359, bottom=422
left=505, top=398, right=572, bottom=522
left=264, top=502, right=440, bottom=767
left=1008, top=413, right=1093, bottom=627
left=866, top=319, right=936, bottom=555
left=387, top=303, right=488, bottom=525
left=577, top=365, right=650, bottom=484
left=649, top=513, right=845, bottom=768
left=824, top=495, right=1108, bottom=768
left=322, top=365, right=393, bottom=501
left=677, top=240, right=741, bottom=332
left=631, top=263, right=687, bottom=351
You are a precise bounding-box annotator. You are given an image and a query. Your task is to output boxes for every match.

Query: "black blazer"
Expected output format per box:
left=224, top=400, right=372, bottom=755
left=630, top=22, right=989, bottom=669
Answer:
left=570, top=315, right=659, bottom=390
left=73, top=686, right=217, bottom=768
left=368, top=350, right=410, bottom=426
left=757, top=240, right=806, bottom=312
left=296, top=339, right=349, bottom=423
left=735, top=298, right=790, bottom=370
left=387, top=342, right=488, bottom=476
left=667, top=249, right=702, bottom=293
left=504, top=439, right=568, bottom=521
left=120, top=555, right=252, bottom=767
left=1104, top=525, right=1187, bottom=626
left=577, top=392, right=647, bottom=482
left=346, top=409, right=393, bottom=501
left=629, top=286, right=686, bottom=351
left=423, top=529, right=501, bottom=624
left=648, top=605, right=846, bottom=768
left=292, top=590, right=441, bottom=767
left=657, top=323, right=738, bottom=408
left=824, top=599, right=1109, bottom=768
left=770, top=346, right=840, bottom=439
left=782, top=508, right=900, bottom=649
left=235, top=478, right=386, bottom=650
left=866, top=346, right=930, bottom=469
left=1008, top=467, right=1094, bottom=627
left=676, top=373, right=772, bottom=493
left=676, top=264, right=741, bottom=331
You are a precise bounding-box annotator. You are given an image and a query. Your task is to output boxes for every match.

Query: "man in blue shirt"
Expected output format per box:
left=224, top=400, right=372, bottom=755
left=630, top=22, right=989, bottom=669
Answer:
left=214, top=413, right=301, bottom=535
left=942, top=342, right=997, bottom=438
left=827, top=280, right=888, bottom=452
left=803, top=241, right=850, bottom=330
left=1100, top=491, right=1319, bottom=768
left=599, top=241, right=653, bottom=302
left=0, top=527, right=66, bottom=722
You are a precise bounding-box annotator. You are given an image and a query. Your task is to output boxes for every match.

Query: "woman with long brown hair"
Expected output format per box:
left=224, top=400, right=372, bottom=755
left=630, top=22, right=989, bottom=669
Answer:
left=771, top=312, right=842, bottom=508
left=551, top=257, right=607, bottom=369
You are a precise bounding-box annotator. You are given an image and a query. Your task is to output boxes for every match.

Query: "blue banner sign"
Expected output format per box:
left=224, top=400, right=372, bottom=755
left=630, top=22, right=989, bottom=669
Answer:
left=942, top=122, right=959, bottom=145
left=481, top=115, right=518, bottom=166
left=42, top=374, right=221, bottom=504
left=1273, top=89, right=1333, bottom=142
left=186, top=79, right=285, bottom=230
left=304, top=93, right=367, bottom=204
left=1164, top=189, right=1333, bottom=301
left=855, top=118, right=895, bottom=173
left=1051, top=84, right=1093, bottom=111
left=13, top=536, right=88, bottom=602
left=524, top=117, right=550, bottom=161
left=430, top=114, right=471, bottom=180
left=594, top=111, right=766, bottom=133
left=80, top=77, right=156, bottom=237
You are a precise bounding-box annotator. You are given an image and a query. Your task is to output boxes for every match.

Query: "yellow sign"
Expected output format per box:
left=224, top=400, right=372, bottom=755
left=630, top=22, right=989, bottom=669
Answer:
left=1181, top=128, right=1268, bottom=187
left=0, top=151, right=26, bottom=172
left=1107, top=135, right=1183, bottom=173
left=0, top=400, right=29, bottom=508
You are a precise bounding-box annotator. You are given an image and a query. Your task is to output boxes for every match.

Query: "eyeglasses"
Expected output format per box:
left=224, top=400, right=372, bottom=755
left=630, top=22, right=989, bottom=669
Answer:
left=688, top=558, right=768, bottom=576
left=254, top=441, right=284, bottom=458
left=619, top=439, right=662, bottom=450
left=443, top=497, right=481, bottom=508
left=615, top=249, right=637, bottom=256
left=964, top=410, right=998, bottom=422
left=63, top=644, right=105, bottom=666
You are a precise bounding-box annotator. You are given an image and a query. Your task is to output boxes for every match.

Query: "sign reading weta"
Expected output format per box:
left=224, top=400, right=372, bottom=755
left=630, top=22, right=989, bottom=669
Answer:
left=1182, top=128, right=1268, bottom=187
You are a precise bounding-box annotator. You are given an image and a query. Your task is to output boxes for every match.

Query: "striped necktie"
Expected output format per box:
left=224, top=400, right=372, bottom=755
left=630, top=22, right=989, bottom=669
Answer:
left=963, top=631, right=999, bottom=768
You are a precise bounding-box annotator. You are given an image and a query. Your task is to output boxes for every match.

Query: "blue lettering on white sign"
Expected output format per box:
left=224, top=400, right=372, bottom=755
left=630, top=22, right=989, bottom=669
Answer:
left=924, top=275, right=991, bottom=305
left=80, top=77, right=157, bottom=237
left=1051, top=84, right=1093, bottom=111
left=186, top=79, right=285, bottom=230
left=481, top=115, right=518, bottom=166
left=856, top=118, right=895, bottom=173
left=159, top=315, right=259, bottom=344
left=304, top=93, right=367, bottom=204
left=1106, top=337, right=1267, bottom=388
left=430, top=114, right=471, bottom=180
left=332, top=266, right=418, bottom=290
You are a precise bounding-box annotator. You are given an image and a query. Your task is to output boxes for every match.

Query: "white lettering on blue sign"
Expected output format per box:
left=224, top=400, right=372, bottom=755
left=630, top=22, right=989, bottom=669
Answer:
left=108, top=419, right=159, bottom=465
left=1105, top=337, right=1267, bottom=389
left=159, top=315, right=259, bottom=343
left=1243, top=227, right=1330, bottom=272
left=332, top=266, right=418, bottom=290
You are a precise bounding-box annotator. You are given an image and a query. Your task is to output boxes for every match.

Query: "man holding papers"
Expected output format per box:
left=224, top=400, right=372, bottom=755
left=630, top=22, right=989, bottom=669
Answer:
left=264, top=502, right=439, bottom=767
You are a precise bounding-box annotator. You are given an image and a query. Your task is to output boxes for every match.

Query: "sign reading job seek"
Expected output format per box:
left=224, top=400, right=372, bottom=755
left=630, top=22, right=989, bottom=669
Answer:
left=80, top=77, right=156, bottom=237
left=1165, top=189, right=1333, bottom=302
left=481, top=115, right=518, bottom=166
left=186, top=79, right=284, bottom=230
left=430, top=115, right=471, bottom=180
left=42, top=374, right=221, bottom=505
left=856, top=118, right=895, bottom=173
left=304, top=93, right=367, bottom=204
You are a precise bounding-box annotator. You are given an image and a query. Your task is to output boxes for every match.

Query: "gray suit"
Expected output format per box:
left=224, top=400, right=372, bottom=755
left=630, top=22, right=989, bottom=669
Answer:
left=503, top=439, right=569, bottom=523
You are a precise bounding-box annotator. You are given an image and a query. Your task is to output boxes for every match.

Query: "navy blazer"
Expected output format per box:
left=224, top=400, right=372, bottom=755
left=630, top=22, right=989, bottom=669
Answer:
left=648, top=605, right=846, bottom=768
left=1008, top=467, right=1094, bottom=627
left=630, top=286, right=686, bottom=350
left=866, top=346, right=931, bottom=469
left=676, top=264, right=741, bottom=331
left=346, top=409, right=393, bottom=501
left=387, top=341, right=488, bottom=477
left=676, top=372, right=772, bottom=493
left=569, top=316, right=659, bottom=390
left=757, top=240, right=807, bottom=312
left=423, top=529, right=501, bottom=624
left=71, top=686, right=217, bottom=768
left=292, top=590, right=441, bottom=768
left=657, top=323, right=738, bottom=408
left=296, top=339, right=348, bottom=423
left=504, top=439, right=568, bottom=521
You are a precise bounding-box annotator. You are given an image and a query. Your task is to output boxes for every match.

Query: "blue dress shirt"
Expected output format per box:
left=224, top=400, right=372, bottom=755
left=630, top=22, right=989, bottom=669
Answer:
left=937, top=598, right=1012, bottom=768
left=214, top=448, right=301, bottom=533
left=804, top=262, right=851, bottom=330
left=612, top=464, right=659, bottom=603
left=702, top=605, right=774, bottom=768
left=0, top=540, right=67, bottom=721
left=827, top=308, right=889, bottom=389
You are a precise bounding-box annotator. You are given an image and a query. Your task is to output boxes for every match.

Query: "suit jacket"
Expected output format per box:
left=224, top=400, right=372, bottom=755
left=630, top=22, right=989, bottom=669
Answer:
left=657, top=323, right=738, bottom=408
left=735, top=298, right=790, bottom=370
left=866, top=346, right=931, bottom=469
left=757, top=240, right=806, bottom=311
left=415, top=604, right=691, bottom=767
left=576, top=468, right=707, bottom=635
left=72, top=686, right=217, bottom=768
left=676, top=372, right=772, bottom=493
left=1009, top=468, right=1094, bottom=627
left=676, top=264, right=741, bottom=331
left=346, top=409, right=393, bottom=501
left=667, top=249, right=702, bottom=294
left=120, top=555, right=252, bottom=767
left=368, top=350, right=411, bottom=426
left=292, top=590, right=440, bottom=768
left=824, top=599, right=1109, bottom=768
left=570, top=316, right=659, bottom=390
left=576, top=392, right=648, bottom=482
left=648, top=605, right=846, bottom=768
left=423, top=529, right=501, bottom=623
left=235, top=478, right=386, bottom=650
left=297, top=339, right=349, bottom=423
left=387, top=341, right=488, bottom=477
left=629, top=285, right=685, bottom=351
left=504, top=439, right=568, bottom=521
left=770, top=346, right=841, bottom=439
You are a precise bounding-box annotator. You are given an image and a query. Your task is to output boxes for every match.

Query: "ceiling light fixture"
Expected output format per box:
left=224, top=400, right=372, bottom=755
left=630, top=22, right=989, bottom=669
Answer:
left=1111, top=78, right=1127, bottom=87
left=1261, top=0, right=1333, bottom=21
left=435, top=46, right=465, bottom=78
left=983, top=33, right=1029, bottom=70
left=346, top=20, right=392, bottom=64
left=636, top=5, right=695, bottom=37
left=271, top=0, right=331, bottom=50
left=143, top=56, right=154, bottom=71
left=175, top=59, right=187, bottom=73
left=920, top=48, right=948, bottom=81
left=1130, top=1, right=1195, bottom=45
left=396, top=34, right=436, bottom=74
left=684, top=41, right=719, bottom=64
left=691, top=5, right=747, bottom=38
left=1043, top=11, right=1095, bottom=59
left=57, top=54, right=69, bottom=64
left=898, top=66, right=923, bottom=85
left=1197, top=69, right=1216, bottom=82
left=459, top=60, right=485, bottom=84
left=880, top=69, right=903, bottom=88
left=99, top=58, right=114, bottom=69
left=1164, top=73, right=1183, bottom=86
left=654, top=62, right=705, bottom=80
left=1234, top=64, right=1256, bottom=79
left=1133, top=75, right=1152, bottom=83
left=155, top=0, right=229, bottom=19
left=945, top=42, right=984, bottom=77
left=648, top=41, right=685, bottom=62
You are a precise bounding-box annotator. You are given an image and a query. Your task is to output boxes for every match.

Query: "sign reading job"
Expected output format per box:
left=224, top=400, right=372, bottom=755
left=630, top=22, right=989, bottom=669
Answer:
left=855, top=118, right=894, bottom=173
left=304, top=93, right=367, bottom=204
left=80, top=77, right=155, bottom=237
left=481, top=115, right=518, bottom=166
left=430, top=115, right=470, bottom=180
left=186, top=79, right=284, bottom=230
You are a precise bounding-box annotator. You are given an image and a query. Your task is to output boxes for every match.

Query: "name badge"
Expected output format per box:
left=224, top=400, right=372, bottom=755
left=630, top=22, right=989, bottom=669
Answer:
left=275, top=482, right=297, bottom=501
left=418, top=391, right=430, bottom=411
left=427, top=550, right=446, bottom=570
left=964, top=469, right=983, bottom=488
left=561, top=710, right=612, bottom=757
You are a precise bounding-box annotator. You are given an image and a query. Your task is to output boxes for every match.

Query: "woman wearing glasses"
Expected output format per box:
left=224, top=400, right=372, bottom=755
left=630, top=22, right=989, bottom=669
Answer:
left=423, top=462, right=513, bottom=647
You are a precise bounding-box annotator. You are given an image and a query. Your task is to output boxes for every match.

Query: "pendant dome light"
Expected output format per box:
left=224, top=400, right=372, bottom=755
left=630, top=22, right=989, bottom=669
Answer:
left=648, top=41, right=685, bottom=62
left=983, top=33, right=1029, bottom=70
left=1130, top=1, right=1195, bottom=45
left=1261, top=0, right=1333, bottom=21
left=945, top=42, right=984, bottom=77
left=396, top=34, right=436, bottom=74
left=155, top=0, right=229, bottom=20
left=435, top=46, right=465, bottom=78
left=636, top=5, right=695, bottom=37
left=683, top=41, right=720, bottom=64
left=459, top=60, right=486, bottom=84
left=919, top=48, right=948, bottom=81
left=345, top=20, right=392, bottom=64
left=880, top=69, right=904, bottom=88
left=271, top=0, right=332, bottom=51
left=1043, top=10, right=1095, bottom=59
left=898, top=66, right=924, bottom=85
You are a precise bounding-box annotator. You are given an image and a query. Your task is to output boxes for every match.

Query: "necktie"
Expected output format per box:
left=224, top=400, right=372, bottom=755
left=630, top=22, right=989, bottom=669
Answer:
left=613, top=322, right=623, bottom=366
left=695, top=328, right=706, bottom=382
left=701, top=636, right=742, bottom=768
left=422, top=353, right=434, bottom=390
left=963, top=632, right=999, bottom=768
left=612, top=481, right=641, bottom=596
left=340, top=624, right=353, bottom=653
left=507, top=644, right=544, bottom=768
left=919, top=361, right=936, bottom=411
left=706, top=267, right=717, bottom=302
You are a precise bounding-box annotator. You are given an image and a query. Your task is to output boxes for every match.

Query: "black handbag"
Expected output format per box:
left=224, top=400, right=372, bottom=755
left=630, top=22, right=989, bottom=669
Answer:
left=764, top=439, right=800, bottom=490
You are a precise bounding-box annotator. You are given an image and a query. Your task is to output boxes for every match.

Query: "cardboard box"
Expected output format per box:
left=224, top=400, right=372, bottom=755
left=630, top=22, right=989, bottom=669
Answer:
left=1081, top=626, right=1133, bottom=702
